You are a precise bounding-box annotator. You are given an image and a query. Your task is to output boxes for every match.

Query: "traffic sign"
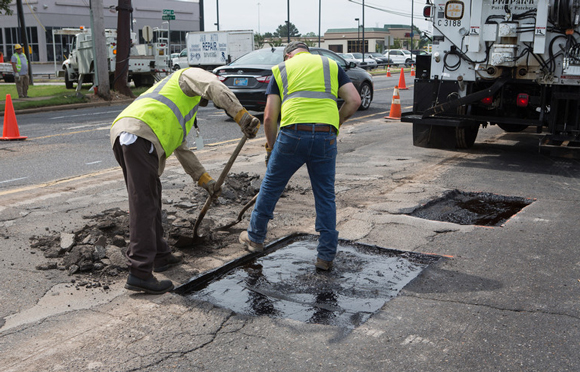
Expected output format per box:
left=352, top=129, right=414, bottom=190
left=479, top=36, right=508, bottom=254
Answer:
left=162, top=14, right=175, bottom=20
left=163, top=9, right=174, bottom=15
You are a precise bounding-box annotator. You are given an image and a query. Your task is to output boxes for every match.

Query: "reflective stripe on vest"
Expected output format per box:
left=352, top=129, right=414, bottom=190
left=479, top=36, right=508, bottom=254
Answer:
left=112, top=69, right=200, bottom=156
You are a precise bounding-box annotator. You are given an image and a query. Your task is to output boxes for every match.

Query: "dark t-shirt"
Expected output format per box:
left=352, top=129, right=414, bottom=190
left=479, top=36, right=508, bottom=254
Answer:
left=266, top=63, right=351, bottom=96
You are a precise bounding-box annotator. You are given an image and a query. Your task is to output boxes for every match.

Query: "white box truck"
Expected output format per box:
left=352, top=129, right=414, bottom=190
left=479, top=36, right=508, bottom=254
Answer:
left=172, top=30, right=254, bottom=70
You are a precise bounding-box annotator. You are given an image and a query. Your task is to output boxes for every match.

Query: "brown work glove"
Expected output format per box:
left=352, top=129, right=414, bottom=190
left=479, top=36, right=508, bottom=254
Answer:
left=234, top=109, right=261, bottom=138
left=264, top=142, right=273, bottom=167
left=198, top=172, right=221, bottom=198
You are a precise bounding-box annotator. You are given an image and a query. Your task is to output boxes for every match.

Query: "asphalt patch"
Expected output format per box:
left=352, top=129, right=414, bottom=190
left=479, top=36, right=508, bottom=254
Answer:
left=409, top=189, right=534, bottom=226
left=177, top=234, right=440, bottom=329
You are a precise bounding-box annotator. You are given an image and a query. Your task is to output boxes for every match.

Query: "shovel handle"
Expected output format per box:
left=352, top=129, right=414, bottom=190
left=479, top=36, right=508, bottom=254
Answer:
left=193, top=135, right=248, bottom=238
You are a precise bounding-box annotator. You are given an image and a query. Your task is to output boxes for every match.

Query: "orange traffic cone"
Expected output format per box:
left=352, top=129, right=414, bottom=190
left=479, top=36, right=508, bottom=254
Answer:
left=386, top=65, right=392, bottom=77
left=410, top=64, right=415, bottom=77
left=385, top=86, right=402, bottom=120
left=398, top=67, right=408, bottom=90
left=1, top=94, right=27, bottom=141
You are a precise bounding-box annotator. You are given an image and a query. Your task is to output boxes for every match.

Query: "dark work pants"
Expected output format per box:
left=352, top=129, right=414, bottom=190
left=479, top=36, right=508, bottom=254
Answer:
left=113, top=137, right=171, bottom=279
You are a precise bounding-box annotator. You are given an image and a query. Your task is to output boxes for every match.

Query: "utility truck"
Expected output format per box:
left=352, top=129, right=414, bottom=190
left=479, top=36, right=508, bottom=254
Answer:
left=60, top=26, right=170, bottom=89
left=172, top=30, right=254, bottom=70
left=402, top=0, right=580, bottom=155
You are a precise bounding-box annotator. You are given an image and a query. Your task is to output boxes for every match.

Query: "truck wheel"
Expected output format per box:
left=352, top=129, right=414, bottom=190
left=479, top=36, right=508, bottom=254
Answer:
left=358, top=82, right=372, bottom=111
left=456, top=125, right=479, bottom=149
left=498, top=124, right=528, bottom=132
left=173, top=64, right=180, bottom=71
left=132, top=75, right=142, bottom=88
left=65, top=73, right=73, bottom=89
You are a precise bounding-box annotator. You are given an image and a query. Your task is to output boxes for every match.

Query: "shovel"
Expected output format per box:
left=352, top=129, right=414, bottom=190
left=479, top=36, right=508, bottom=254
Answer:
left=215, top=192, right=259, bottom=231
left=175, top=134, right=248, bottom=247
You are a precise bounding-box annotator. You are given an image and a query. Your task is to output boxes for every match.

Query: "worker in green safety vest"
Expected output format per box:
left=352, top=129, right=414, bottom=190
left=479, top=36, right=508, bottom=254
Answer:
left=10, top=44, right=29, bottom=98
left=111, top=67, right=261, bottom=294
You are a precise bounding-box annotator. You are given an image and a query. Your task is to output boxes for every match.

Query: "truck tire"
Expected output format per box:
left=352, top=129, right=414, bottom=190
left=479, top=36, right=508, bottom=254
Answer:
left=132, top=75, right=142, bottom=88
left=358, top=82, right=372, bottom=111
left=3, top=74, right=15, bottom=83
left=64, top=73, right=74, bottom=89
left=455, top=125, right=479, bottom=149
left=173, top=64, right=180, bottom=71
left=498, top=124, right=528, bottom=132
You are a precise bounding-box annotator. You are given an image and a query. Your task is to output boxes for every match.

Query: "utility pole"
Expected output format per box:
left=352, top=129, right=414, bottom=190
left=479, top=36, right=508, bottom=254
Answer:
left=287, top=0, right=290, bottom=43
left=90, top=0, right=110, bottom=100
left=114, top=0, right=134, bottom=97
left=199, top=0, right=204, bottom=31
left=15, top=0, right=33, bottom=85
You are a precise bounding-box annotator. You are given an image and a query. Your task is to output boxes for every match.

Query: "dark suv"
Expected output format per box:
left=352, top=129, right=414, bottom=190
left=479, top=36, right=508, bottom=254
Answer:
left=212, top=47, right=373, bottom=112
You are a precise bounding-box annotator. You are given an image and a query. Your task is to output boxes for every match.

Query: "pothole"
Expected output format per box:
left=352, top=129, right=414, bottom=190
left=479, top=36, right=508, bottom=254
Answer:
left=409, top=189, right=534, bottom=226
left=176, top=233, right=440, bottom=329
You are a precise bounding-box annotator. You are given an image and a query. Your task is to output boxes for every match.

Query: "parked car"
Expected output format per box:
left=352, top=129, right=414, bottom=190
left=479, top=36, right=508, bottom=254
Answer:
left=338, top=53, right=359, bottom=67
left=383, top=49, right=415, bottom=67
left=366, top=52, right=392, bottom=67
left=172, top=48, right=188, bottom=70
left=339, top=52, right=378, bottom=70
left=213, top=47, right=374, bottom=111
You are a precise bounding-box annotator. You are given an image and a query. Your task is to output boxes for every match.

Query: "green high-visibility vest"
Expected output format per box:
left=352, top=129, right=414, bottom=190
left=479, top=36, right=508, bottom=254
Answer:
left=113, top=69, right=201, bottom=157
left=272, top=52, right=340, bottom=130
left=14, top=53, right=27, bottom=72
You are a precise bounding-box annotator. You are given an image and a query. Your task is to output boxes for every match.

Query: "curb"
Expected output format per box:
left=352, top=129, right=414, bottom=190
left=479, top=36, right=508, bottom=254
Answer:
left=13, top=98, right=135, bottom=115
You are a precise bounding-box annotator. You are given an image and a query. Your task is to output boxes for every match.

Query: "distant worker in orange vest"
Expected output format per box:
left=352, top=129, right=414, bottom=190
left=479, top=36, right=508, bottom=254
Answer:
left=0, top=51, right=4, bottom=62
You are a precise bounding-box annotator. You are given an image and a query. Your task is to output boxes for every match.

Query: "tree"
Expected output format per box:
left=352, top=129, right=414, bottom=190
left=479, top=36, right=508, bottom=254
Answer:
left=0, top=0, right=12, bottom=15
left=254, top=33, right=265, bottom=49
left=264, top=32, right=274, bottom=39
left=268, top=39, right=284, bottom=48
left=273, top=22, right=300, bottom=38
left=303, top=32, right=316, bottom=37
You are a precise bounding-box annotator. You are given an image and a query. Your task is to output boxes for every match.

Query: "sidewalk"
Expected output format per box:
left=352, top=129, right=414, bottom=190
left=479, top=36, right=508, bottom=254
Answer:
left=0, top=119, right=578, bottom=371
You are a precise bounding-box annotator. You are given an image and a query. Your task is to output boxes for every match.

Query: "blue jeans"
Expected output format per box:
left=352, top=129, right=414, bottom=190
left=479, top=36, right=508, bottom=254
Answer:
left=248, top=125, right=339, bottom=262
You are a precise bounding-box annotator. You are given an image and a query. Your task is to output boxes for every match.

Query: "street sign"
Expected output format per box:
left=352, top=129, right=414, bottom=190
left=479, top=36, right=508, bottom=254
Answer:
left=163, top=9, right=174, bottom=15
left=142, top=25, right=153, bottom=42
left=162, top=14, right=175, bottom=20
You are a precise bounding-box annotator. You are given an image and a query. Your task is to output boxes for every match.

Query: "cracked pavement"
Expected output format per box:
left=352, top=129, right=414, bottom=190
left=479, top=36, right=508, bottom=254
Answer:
left=1, top=119, right=579, bottom=371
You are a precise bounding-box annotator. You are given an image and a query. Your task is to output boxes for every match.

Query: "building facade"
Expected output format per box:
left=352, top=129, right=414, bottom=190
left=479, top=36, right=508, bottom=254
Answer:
left=323, top=24, right=417, bottom=54
left=0, top=0, right=199, bottom=63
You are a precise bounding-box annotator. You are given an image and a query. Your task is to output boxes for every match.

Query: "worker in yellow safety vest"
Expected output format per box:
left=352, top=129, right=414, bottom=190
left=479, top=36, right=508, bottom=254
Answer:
left=239, top=41, right=361, bottom=271
left=10, top=44, right=29, bottom=98
left=111, top=67, right=261, bottom=294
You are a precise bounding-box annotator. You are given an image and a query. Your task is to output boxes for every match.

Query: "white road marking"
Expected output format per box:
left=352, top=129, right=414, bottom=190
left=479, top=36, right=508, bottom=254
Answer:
left=0, top=177, right=28, bottom=184
left=85, top=161, right=102, bottom=165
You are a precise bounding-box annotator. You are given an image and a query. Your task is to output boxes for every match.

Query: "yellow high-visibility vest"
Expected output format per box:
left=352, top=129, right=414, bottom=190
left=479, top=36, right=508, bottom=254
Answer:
left=113, top=69, right=201, bottom=156
left=272, top=52, right=340, bottom=130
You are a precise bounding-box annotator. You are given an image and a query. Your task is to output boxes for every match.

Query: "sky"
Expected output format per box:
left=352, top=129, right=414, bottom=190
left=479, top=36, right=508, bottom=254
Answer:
left=178, top=0, right=430, bottom=35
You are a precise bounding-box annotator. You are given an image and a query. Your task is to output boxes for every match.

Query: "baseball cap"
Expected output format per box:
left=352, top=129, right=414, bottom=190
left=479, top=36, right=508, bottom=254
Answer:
left=283, top=41, right=310, bottom=56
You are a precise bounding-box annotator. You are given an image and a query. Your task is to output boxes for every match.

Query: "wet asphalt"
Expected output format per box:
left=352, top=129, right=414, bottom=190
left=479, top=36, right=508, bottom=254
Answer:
left=0, top=113, right=579, bottom=370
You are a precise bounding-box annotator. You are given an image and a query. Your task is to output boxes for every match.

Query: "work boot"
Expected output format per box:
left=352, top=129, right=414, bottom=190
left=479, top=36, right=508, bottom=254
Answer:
left=153, top=252, right=183, bottom=272
left=239, top=231, right=264, bottom=252
left=125, top=274, right=174, bottom=294
left=315, top=258, right=333, bottom=271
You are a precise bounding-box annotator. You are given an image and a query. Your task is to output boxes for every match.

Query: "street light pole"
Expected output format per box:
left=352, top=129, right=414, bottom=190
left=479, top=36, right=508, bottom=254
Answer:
left=216, top=0, right=220, bottom=30
left=355, top=18, right=359, bottom=53
left=318, top=0, right=321, bottom=47
left=362, top=0, right=365, bottom=62
left=257, top=2, right=261, bottom=34
left=411, top=0, right=414, bottom=51
left=287, top=0, right=290, bottom=43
